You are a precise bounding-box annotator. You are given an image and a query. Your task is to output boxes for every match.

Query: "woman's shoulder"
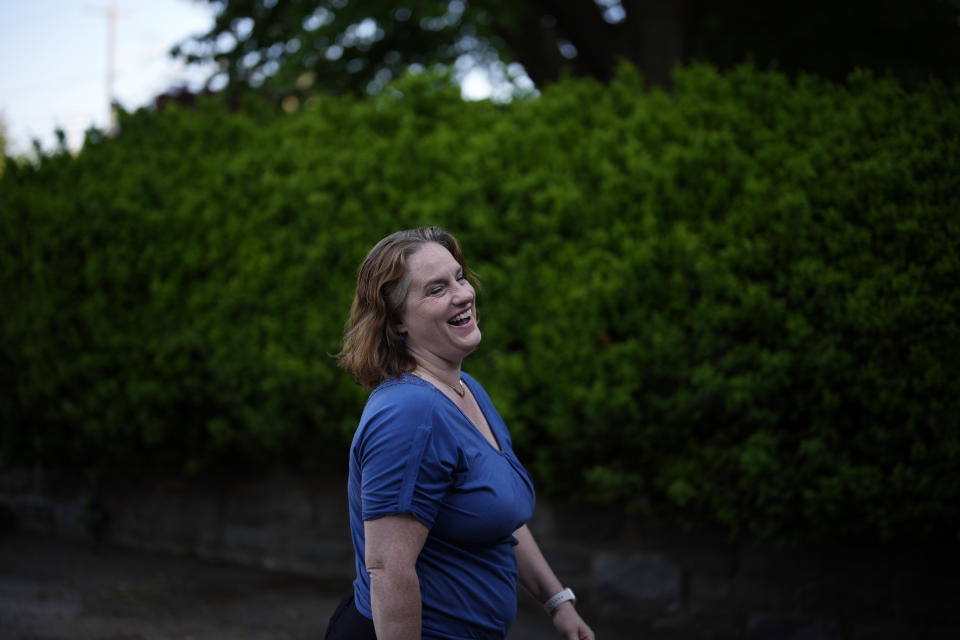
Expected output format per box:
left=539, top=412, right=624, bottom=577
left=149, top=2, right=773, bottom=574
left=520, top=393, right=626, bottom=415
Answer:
left=362, top=374, right=442, bottom=425
left=370, top=372, right=437, bottom=400
left=354, top=374, right=461, bottom=456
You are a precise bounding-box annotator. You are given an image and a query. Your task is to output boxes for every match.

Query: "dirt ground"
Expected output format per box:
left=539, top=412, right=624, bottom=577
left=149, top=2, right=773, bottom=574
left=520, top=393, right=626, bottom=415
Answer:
left=0, top=530, right=618, bottom=640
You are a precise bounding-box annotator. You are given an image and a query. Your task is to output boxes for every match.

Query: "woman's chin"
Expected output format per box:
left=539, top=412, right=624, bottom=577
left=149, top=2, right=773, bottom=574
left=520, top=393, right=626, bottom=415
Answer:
left=457, top=324, right=482, bottom=356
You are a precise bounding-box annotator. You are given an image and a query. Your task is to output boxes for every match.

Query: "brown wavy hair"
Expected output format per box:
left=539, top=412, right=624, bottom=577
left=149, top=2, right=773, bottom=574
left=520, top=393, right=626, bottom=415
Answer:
left=336, top=226, right=479, bottom=390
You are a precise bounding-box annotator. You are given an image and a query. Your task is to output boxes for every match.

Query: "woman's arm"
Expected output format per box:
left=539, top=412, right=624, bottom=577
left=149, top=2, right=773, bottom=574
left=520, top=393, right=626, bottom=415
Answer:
left=514, top=524, right=595, bottom=640
left=365, top=513, right=429, bottom=640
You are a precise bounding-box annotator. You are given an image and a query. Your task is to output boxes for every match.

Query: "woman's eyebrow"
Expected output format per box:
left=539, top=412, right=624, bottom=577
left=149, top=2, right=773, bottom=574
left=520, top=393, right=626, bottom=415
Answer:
left=422, top=268, right=460, bottom=290
left=423, top=274, right=448, bottom=289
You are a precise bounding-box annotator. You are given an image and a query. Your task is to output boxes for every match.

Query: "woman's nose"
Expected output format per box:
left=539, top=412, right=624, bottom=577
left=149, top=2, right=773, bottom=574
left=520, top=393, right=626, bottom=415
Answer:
left=452, top=280, right=474, bottom=304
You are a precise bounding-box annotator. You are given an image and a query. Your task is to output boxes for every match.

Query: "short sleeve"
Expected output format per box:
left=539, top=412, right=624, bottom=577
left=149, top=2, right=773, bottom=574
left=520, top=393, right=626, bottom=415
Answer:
left=356, top=392, right=457, bottom=529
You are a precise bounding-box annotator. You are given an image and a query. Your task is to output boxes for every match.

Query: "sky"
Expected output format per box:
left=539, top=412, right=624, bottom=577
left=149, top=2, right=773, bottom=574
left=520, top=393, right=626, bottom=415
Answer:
left=0, top=0, right=502, bottom=158
left=0, top=0, right=218, bottom=155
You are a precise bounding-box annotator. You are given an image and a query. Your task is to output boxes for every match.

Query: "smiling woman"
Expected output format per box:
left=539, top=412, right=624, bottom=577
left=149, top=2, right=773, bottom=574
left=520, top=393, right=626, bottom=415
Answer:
left=336, top=227, right=481, bottom=391
left=331, top=227, right=594, bottom=640
left=396, top=242, right=482, bottom=382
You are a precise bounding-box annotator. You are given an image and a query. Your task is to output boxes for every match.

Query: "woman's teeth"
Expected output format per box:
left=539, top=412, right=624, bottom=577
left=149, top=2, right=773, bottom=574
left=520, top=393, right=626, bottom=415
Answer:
left=449, top=309, right=472, bottom=325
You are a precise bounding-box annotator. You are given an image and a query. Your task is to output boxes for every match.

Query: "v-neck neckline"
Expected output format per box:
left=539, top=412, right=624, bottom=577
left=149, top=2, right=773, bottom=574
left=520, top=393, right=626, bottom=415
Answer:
left=406, top=373, right=503, bottom=454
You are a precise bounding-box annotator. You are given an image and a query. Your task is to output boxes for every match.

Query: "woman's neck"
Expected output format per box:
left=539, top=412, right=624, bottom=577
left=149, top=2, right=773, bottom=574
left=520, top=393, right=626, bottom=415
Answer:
left=412, top=358, right=464, bottom=397
left=407, top=348, right=461, bottom=384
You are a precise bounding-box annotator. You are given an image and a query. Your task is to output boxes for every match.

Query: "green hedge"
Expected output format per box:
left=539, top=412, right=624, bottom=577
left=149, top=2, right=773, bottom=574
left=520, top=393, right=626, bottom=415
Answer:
left=2, top=64, right=958, bottom=542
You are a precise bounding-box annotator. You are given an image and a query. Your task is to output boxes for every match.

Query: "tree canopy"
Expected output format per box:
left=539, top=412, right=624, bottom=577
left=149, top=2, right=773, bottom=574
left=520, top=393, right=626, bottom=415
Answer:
left=173, top=0, right=960, bottom=100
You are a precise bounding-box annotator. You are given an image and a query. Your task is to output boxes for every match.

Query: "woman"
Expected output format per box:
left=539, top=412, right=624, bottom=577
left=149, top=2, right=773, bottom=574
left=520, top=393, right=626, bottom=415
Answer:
left=329, top=227, right=594, bottom=640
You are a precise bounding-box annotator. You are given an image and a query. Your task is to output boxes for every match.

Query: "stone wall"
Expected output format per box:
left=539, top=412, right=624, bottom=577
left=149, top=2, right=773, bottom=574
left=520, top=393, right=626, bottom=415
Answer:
left=2, top=467, right=957, bottom=639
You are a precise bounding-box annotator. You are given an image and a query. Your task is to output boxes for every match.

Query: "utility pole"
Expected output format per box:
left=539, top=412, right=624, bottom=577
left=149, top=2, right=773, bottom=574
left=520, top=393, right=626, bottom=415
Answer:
left=106, top=3, right=117, bottom=132
left=86, top=3, right=129, bottom=134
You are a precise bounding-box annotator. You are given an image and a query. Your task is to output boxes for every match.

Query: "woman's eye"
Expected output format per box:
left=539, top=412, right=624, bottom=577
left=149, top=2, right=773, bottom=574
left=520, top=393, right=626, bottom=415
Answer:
left=430, top=286, right=444, bottom=295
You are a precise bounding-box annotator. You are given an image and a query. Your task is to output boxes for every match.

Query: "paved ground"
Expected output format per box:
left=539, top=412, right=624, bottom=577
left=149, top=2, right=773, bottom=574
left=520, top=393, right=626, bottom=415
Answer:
left=0, top=531, right=621, bottom=640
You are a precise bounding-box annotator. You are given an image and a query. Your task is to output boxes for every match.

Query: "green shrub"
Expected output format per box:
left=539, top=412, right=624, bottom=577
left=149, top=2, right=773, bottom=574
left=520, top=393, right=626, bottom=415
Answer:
left=2, top=64, right=958, bottom=542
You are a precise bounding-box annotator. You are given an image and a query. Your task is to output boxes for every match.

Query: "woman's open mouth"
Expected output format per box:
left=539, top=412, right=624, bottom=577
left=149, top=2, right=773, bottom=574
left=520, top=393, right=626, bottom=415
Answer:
left=448, top=308, right=473, bottom=327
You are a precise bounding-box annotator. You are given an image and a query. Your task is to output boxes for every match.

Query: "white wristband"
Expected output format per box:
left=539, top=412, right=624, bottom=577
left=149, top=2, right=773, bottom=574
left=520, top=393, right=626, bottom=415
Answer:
left=543, top=587, right=576, bottom=615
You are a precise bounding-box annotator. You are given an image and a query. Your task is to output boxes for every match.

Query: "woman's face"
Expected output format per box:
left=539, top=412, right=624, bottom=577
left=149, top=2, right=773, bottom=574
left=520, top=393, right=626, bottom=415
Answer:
left=396, top=242, right=481, bottom=367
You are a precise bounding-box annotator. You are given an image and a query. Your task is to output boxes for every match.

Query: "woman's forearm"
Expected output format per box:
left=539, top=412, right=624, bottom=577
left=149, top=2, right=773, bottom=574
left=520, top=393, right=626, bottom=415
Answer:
left=515, top=524, right=595, bottom=639
left=513, top=524, right=564, bottom=604
left=369, top=565, right=421, bottom=640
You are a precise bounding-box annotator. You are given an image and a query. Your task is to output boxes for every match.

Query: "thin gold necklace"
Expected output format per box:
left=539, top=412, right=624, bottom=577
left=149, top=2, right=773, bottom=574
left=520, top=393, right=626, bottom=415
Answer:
left=416, top=367, right=465, bottom=397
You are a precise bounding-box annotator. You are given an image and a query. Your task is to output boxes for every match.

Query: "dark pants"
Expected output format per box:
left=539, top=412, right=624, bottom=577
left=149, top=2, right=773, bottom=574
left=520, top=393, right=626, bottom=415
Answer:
left=325, top=591, right=377, bottom=640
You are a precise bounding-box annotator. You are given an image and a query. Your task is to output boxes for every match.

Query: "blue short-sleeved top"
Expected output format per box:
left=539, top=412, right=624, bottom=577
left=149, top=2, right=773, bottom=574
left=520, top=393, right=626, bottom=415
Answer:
left=348, top=372, right=536, bottom=640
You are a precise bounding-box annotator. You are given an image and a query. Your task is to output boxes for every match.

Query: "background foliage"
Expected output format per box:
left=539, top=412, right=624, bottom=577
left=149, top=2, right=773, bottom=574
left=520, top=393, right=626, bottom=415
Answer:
left=2, top=63, right=958, bottom=543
